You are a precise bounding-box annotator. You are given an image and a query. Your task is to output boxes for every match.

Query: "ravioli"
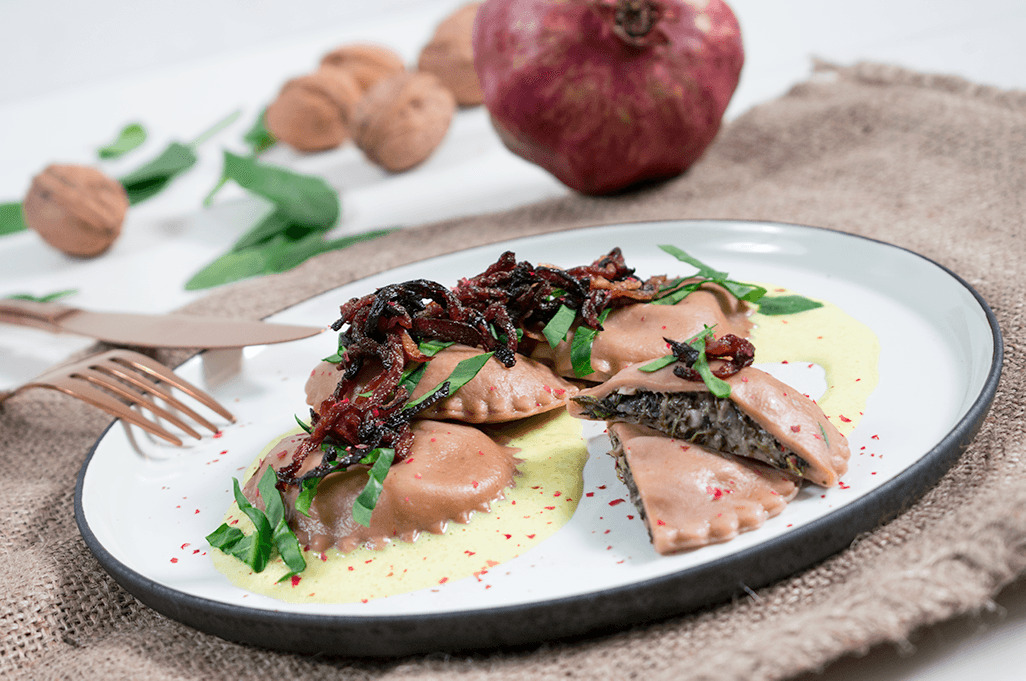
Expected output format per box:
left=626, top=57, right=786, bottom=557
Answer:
left=608, top=422, right=800, bottom=554
left=531, top=285, right=753, bottom=382
left=243, top=420, right=520, bottom=553
left=570, top=363, right=850, bottom=487
left=305, top=344, right=577, bottom=424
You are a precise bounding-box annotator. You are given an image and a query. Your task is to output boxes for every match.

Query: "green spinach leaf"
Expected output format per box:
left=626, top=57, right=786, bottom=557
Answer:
left=97, top=123, right=147, bottom=159
left=4, top=289, right=77, bottom=302
left=0, top=202, right=27, bottom=236
left=119, top=111, right=239, bottom=205
left=220, top=151, right=339, bottom=229
left=184, top=228, right=394, bottom=290
left=243, top=108, right=276, bottom=155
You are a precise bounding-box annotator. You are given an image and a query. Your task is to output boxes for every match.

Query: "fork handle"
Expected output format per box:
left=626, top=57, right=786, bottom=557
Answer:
left=0, top=299, right=77, bottom=333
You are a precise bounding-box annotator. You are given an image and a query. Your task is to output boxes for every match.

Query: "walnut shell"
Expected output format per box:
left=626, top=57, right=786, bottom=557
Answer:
left=417, top=2, right=483, bottom=106
left=22, top=164, right=128, bottom=258
left=352, top=72, right=456, bottom=173
left=320, top=43, right=406, bottom=92
left=264, top=68, right=362, bottom=152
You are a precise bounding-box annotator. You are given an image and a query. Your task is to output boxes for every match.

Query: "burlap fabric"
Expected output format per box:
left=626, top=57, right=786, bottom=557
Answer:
left=2, top=62, right=1024, bottom=680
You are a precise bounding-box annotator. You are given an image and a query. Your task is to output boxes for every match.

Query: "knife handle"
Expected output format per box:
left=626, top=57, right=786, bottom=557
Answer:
left=0, top=299, right=77, bottom=333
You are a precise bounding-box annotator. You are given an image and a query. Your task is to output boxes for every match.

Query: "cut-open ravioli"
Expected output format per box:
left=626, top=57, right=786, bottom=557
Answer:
left=608, top=422, right=799, bottom=554
left=531, top=285, right=752, bottom=382
left=570, top=363, right=849, bottom=487
left=243, top=420, right=519, bottom=553
left=306, top=344, right=577, bottom=424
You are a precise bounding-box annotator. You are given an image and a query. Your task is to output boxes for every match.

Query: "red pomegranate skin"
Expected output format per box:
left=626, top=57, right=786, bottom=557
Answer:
left=472, top=0, right=743, bottom=195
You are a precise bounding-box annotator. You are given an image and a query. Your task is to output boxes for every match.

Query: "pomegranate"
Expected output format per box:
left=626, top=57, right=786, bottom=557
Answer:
left=472, top=0, right=743, bottom=195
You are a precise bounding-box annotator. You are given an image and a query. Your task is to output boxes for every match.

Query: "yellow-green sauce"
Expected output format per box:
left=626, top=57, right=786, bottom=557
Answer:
left=750, top=285, right=880, bottom=437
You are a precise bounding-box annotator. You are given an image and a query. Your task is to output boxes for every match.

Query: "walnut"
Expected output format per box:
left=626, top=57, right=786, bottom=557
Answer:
left=22, top=164, right=128, bottom=258
left=417, top=2, right=483, bottom=106
left=264, top=68, right=362, bottom=152
left=320, top=43, right=406, bottom=93
left=352, top=72, right=456, bottom=173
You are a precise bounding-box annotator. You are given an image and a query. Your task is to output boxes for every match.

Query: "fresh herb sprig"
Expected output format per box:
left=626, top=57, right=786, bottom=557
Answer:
left=206, top=466, right=306, bottom=578
left=640, top=326, right=732, bottom=398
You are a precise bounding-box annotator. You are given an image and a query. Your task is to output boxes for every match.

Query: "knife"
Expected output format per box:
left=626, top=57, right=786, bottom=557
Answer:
left=0, top=299, right=326, bottom=349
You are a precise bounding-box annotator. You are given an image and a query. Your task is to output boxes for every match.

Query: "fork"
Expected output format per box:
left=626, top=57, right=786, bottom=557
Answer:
left=0, top=349, right=235, bottom=446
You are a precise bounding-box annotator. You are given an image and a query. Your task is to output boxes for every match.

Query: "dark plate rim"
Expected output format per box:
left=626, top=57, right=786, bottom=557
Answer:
left=75, top=219, right=1004, bottom=657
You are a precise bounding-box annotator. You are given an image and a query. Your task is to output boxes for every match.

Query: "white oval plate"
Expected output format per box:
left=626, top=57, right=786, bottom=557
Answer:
left=76, top=220, right=1001, bottom=656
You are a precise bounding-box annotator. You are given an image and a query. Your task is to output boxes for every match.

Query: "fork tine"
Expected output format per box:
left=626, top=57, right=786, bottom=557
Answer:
left=36, top=378, right=185, bottom=446
left=2, top=349, right=234, bottom=447
left=73, top=367, right=203, bottom=439
left=108, top=353, right=236, bottom=423
left=88, top=360, right=219, bottom=434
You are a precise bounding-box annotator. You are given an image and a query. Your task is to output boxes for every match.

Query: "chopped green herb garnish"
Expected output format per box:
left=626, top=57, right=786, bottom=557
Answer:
left=97, top=122, right=147, bottom=159
left=259, top=467, right=306, bottom=576
left=638, top=354, right=678, bottom=373
left=638, top=326, right=731, bottom=398
left=819, top=422, right=830, bottom=448
left=406, top=351, right=494, bottom=409
left=691, top=334, right=732, bottom=399
left=654, top=245, right=766, bottom=305
left=570, top=308, right=611, bottom=377
left=206, top=466, right=306, bottom=575
left=323, top=334, right=347, bottom=363
left=295, top=477, right=321, bottom=517
left=417, top=338, right=455, bottom=357
left=294, top=414, right=312, bottom=434
left=352, top=448, right=395, bottom=527
left=207, top=477, right=273, bottom=572
left=757, top=295, right=824, bottom=316
left=542, top=304, right=576, bottom=348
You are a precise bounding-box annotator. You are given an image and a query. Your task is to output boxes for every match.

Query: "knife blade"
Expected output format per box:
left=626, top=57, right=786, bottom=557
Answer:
left=0, top=299, right=326, bottom=349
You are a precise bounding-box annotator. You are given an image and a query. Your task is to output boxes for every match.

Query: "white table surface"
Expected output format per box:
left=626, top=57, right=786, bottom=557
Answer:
left=2, top=1, right=1024, bottom=677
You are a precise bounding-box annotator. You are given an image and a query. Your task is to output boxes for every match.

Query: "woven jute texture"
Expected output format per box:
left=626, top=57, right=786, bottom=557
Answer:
left=2, top=62, right=1024, bottom=680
